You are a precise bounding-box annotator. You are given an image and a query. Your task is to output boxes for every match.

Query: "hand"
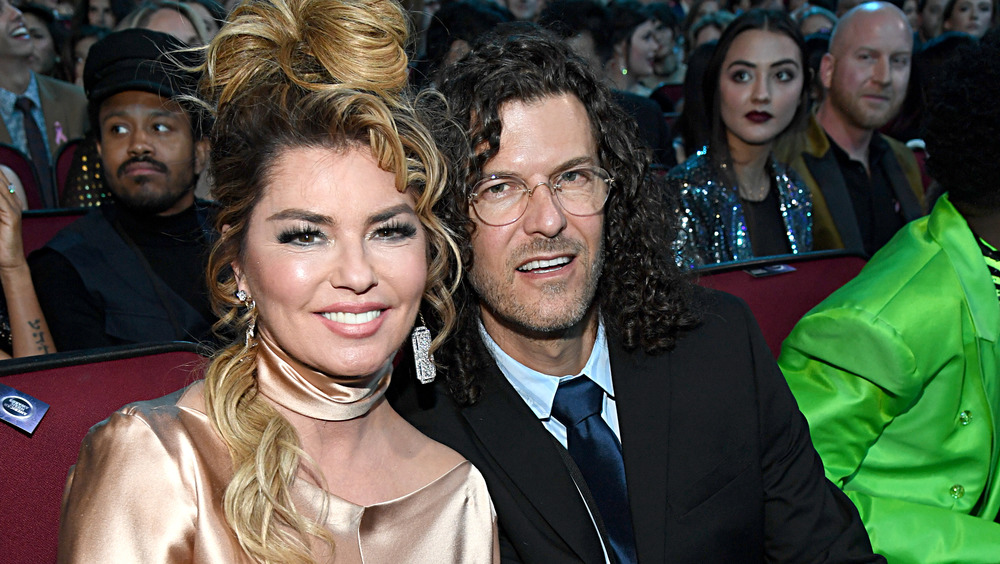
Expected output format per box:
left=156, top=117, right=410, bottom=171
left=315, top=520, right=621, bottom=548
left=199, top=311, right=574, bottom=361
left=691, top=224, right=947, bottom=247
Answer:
left=0, top=169, right=25, bottom=271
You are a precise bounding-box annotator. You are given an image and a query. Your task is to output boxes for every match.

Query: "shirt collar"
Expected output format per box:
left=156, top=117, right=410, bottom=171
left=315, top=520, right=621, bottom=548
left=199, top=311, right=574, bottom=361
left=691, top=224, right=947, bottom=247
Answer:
left=0, top=73, right=40, bottom=111
left=479, top=318, right=613, bottom=422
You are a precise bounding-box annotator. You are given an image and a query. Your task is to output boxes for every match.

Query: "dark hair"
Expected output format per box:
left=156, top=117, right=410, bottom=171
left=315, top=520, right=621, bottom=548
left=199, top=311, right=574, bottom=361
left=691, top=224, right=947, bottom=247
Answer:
left=434, top=26, right=698, bottom=405
left=924, top=27, right=1000, bottom=211
left=538, top=0, right=613, bottom=62
left=608, top=0, right=653, bottom=49
left=675, top=40, right=716, bottom=156
left=646, top=2, right=680, bottom=32
left=703, top=9, right=808, bottom=168
left=424, top=0, right=511, bottom=83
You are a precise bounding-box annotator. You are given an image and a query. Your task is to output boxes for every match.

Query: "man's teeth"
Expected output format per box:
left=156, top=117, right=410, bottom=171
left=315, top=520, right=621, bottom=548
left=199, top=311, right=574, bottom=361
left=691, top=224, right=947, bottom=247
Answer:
left=321, top=310, right=382, bottom=324
left=518, top=257, right=571, bottom=272
left=11, top=26, right=29, bottom=38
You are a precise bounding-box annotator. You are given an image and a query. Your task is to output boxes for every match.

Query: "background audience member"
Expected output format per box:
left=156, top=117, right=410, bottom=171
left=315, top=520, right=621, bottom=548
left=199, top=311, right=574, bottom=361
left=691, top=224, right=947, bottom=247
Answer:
left=420, top=0, right=511, bottom=88
left=0, top=0, right=87, bottom=209
left=642, top=2, right=685, bottom=96
left=687, top=8, right=736, bottom=48
left=179, top=0, right=223, bottom=40
left=0, top=168, right=55, bottom=358
left=604, top=1, right=661, bottom=96
left=30, top=29, right=214, bottom=350
left=941, top=0, right=993, bottom=37
left=670, top=9, right=812, bottom=266
left=795, top=4, right=838, bottom=33
left=918, top=0, right=948, bottom=39
left=779, top=28, right=1000, bottom=563
left=672, top=40, right=716, bottom=162
left=20, top=3, right=68, bottom=81
left=776, top=1, right=923, bottom=255
left=501, top=0, right=545, bottom=20
left=71, top=0, right=120, bottom=30
left=116, top=0, right=209, bottom=45
left=63, top=24, right=109, bottom=86
left=540, top=0, right=676, bottom=166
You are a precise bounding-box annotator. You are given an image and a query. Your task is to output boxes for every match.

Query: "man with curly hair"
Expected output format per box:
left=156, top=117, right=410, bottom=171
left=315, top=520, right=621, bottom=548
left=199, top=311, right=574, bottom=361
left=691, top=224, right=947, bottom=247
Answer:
left=390, top=26, right=880, bottom=564
left=779, top=28, right=1000, bottom=564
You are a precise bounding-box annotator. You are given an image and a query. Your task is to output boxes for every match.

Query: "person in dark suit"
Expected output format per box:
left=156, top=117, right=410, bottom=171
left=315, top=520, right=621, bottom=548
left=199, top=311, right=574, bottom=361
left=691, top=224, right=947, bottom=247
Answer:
left=388, top=26, right=882, bottom=564
left=775, top=2, right=924, bottom=256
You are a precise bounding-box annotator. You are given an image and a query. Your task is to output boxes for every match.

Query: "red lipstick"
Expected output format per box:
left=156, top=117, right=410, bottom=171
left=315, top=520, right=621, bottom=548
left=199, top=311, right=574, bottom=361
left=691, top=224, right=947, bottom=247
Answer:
left=745, top=111, right=773, bottom=123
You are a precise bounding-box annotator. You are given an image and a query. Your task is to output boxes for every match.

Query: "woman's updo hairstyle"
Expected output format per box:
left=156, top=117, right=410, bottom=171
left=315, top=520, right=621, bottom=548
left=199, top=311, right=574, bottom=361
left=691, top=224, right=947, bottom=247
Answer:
left=196, top=0, right=459, bottom=560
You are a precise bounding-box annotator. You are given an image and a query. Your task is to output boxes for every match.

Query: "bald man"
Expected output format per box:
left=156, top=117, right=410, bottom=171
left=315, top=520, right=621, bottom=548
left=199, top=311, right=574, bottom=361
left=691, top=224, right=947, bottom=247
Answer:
left=776, top=1, right=924, bottom=256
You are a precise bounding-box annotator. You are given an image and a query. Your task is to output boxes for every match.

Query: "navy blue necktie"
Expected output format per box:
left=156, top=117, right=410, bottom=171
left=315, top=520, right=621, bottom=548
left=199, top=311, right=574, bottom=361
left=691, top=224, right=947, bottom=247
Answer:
left=15, top=96, right=54, bottom=208
left=551, top=377, right=637, bottom=564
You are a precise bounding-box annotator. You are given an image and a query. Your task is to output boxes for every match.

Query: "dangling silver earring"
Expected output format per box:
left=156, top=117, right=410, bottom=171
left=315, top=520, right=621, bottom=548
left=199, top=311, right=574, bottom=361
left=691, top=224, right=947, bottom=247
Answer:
left=236, top=289, right=256, bottom=346
left=411, top=314, right=435, bottom=384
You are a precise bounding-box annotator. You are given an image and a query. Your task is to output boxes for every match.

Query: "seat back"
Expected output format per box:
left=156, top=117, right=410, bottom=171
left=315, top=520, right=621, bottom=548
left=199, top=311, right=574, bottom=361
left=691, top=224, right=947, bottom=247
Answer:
left=22, top=207, right=87, bottom=256
left=696, top=251, right=868, bottom=357
left=0, top=342, right=208, bottom=560
left=0, top=143, right=42, bottom=209
left=54, top=138, right=83, bottom=202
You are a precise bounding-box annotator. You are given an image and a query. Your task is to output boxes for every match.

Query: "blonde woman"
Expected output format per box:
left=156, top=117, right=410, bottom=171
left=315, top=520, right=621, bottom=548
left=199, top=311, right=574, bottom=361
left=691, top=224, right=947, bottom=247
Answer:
left=57, top=0, right=499, bottom=561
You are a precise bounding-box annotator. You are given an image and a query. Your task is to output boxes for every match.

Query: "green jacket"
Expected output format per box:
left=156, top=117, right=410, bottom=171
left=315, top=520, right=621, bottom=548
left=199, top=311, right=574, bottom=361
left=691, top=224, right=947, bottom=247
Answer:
left=779, top=194, right=1000, bottom=563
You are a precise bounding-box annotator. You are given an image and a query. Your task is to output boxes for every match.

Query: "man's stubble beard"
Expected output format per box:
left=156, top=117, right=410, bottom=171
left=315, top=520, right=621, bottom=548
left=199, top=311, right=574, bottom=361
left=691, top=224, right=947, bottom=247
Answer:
left=470, top=236, right=605, bottom=336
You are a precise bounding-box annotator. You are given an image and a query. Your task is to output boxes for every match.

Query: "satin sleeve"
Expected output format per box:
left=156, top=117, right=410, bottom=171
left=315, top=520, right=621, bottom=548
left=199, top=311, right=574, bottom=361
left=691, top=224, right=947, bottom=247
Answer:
left=58, top=407, right=197, bottom=563
left=780, top=308, right=1000, bottom=563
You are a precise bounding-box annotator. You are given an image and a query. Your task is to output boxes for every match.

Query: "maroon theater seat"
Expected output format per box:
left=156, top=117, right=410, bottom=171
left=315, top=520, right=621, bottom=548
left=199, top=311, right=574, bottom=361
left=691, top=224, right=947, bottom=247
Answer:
left=696, top=250, right=868, bottom=358
left=21, top=208, right=86, bottom=256
left=54, top=138, right=83, bottom=202
left=0, top=342, right=208, bottom=561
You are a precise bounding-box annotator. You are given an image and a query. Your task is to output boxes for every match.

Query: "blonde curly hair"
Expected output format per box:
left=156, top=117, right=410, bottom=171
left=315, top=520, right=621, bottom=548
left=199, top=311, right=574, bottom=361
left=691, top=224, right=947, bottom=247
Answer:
left=197, top=0, right=460, bottom=561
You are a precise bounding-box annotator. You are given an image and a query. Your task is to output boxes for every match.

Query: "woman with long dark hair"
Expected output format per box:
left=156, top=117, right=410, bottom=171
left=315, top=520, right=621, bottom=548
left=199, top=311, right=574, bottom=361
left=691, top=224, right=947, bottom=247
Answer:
left=670, top=9, right=813, bottom=266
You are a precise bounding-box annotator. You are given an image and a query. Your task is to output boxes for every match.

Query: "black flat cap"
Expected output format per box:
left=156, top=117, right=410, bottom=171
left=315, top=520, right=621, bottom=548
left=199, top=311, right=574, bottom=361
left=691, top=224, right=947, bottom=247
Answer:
left=83, top=28, right=200, bottom=114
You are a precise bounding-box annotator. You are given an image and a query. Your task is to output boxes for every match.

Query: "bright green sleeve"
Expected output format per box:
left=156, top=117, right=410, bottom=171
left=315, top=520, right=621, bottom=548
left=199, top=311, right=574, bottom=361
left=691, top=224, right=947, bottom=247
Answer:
left=779, top=308, right=1000, bottom=563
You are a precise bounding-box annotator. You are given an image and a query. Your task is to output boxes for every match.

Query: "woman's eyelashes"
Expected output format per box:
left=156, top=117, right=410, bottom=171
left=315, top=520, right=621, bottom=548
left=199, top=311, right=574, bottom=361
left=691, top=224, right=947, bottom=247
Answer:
left=275, top=219, right=418, bottom=246
left=277, top=224, right=326, bottom=246
left=371, top=219, right=418, bottom=241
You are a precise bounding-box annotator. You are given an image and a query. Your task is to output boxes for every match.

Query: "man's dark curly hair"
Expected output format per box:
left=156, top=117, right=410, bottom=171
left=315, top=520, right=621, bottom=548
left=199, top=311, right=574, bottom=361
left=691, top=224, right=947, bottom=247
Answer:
left=924, top=27, right=1000, bottom=212
left=431, top=25, right=699, bottom=406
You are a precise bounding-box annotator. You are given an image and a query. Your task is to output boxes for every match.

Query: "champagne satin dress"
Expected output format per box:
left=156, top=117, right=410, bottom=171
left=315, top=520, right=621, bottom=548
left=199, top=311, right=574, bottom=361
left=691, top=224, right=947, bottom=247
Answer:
left=58, top=336, right=499, bottom=563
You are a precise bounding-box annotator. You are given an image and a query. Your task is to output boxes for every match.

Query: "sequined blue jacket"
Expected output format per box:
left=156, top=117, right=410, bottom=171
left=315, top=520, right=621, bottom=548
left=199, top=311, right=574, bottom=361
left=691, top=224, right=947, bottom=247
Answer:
left=669, top=150, right=813, bottom=267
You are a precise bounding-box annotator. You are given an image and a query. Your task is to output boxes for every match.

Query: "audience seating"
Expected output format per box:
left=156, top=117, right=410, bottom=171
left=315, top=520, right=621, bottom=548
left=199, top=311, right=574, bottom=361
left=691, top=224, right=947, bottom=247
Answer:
left=54, top=138, right=83, bottom=201
left=0, top=341, right=209, bottom=560
left=696, top=250, right=868, bottom=358
left=21, top=207, right=87, bottom=256
left=0, top=143, right=42, bottom=209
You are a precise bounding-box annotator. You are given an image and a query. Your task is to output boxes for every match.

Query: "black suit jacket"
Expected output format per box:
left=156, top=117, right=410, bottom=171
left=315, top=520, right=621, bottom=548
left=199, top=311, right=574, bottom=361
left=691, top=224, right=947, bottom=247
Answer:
left=389, top=290, right=881, bottom=563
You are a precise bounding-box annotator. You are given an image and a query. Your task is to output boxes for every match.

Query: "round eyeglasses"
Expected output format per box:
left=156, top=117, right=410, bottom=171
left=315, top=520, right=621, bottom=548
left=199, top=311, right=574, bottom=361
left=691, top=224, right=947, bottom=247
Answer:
left=468, top=166, right=614, bottom=227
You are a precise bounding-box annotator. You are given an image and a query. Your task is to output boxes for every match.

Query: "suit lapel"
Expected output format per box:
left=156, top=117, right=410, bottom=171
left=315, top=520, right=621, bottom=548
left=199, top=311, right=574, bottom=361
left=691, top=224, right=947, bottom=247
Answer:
left=460, top=364, right=606, bottom=564
left=803, top=152, right=865, bottom=254
left=610, top=337, right=670, bottom=562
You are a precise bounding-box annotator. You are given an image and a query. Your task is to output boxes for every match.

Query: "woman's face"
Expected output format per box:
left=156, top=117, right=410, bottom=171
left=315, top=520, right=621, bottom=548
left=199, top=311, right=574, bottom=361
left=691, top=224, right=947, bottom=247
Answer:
left=626, top=20, right=661, bottom=77
left=944, top=0, right=992, bottom=37
left=235, top=145, right=428, bottom=378
left=719, top=29, right=803, bottom=152
left=87, top=0, right=114, bottom=27
left=23, top=13, right=55, bottom=75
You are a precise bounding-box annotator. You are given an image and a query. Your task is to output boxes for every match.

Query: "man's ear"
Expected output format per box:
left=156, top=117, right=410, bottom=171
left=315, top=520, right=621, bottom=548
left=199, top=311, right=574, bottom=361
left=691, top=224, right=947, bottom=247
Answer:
left=194, top=138, right=210, bottom=176
left=819, top=53, right=835, bottom=91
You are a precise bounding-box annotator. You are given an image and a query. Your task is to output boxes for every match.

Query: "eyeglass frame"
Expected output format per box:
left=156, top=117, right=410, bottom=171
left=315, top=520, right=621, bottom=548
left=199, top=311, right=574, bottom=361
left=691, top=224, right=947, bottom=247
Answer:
left=467, top=165, right=614, bottom=227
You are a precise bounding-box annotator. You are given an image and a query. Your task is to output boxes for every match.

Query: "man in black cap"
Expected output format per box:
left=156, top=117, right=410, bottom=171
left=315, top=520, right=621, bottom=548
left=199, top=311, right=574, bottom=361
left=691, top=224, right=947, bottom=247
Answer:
left=29, top=28, right=216, bottom=351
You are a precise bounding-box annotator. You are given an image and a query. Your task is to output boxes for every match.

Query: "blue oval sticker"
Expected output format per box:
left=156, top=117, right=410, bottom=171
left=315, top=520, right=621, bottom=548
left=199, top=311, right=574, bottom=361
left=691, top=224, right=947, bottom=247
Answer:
left=2, top=396, right=32, bottom=418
